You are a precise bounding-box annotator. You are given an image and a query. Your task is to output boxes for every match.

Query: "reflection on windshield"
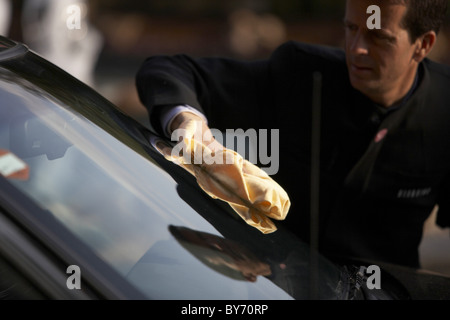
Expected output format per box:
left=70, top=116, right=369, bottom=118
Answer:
left=126, top=226, right=294, bottom=300
left=169, top=226, right=272, bottom=282
left=0, top=70, right=303, bottom=299
left=0, top=75, right=218, bottom=276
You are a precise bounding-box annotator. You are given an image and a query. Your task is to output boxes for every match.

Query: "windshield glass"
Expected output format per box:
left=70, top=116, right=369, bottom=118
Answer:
left=0, top=59, right=345, bottom=299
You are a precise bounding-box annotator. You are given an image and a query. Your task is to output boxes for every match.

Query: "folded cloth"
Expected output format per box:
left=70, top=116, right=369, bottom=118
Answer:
left=155, top=120, right=291, bottom=234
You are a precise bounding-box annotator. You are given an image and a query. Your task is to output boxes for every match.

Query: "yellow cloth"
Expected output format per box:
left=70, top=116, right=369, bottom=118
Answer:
left=159, top=120, right=291, bottom=234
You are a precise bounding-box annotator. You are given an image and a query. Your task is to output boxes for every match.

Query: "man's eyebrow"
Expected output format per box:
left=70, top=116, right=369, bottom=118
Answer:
left=343, top=18, right=396, bottom=38
left=370, top=28, right=396, bottom=39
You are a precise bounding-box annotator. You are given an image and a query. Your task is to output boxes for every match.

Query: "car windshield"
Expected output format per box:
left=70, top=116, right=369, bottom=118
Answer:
left=0, top=46, right=347, bottom=300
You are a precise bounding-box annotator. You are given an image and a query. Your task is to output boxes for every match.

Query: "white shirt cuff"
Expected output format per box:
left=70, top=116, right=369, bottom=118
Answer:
left=160, top=105, right=207, bottom=137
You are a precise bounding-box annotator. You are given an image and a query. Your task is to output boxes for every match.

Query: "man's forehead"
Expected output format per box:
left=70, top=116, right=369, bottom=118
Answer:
left=345, top=0, right=408, bottom=27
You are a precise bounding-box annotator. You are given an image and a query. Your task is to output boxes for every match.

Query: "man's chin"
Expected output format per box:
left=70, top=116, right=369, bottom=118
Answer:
left=349, top=76, right=378, bottom=95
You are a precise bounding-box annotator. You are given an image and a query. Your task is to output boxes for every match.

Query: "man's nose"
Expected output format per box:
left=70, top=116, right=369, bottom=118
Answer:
left=349, top=31, right=369, bottom=55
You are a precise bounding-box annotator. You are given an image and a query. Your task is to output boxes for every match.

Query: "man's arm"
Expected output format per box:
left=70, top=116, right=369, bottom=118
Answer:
left=135, top=54, right=272, bottom=136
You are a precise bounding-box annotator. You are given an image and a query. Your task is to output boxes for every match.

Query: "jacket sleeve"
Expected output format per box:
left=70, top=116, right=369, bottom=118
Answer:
left=436, top=174, right=450, bottom=229
left=135, top=53, right=273, bottom=136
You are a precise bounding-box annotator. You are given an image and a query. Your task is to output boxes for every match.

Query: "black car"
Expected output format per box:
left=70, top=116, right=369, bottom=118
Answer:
left=0, top=35, right=449, bottom=301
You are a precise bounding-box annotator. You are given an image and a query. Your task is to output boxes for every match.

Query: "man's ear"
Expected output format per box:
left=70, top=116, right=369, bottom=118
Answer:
left=413, top=31, right=436, bottom=62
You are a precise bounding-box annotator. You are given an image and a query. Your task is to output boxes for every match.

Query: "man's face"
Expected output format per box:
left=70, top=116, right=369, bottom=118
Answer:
left=344, top=0, right=420, bottom=105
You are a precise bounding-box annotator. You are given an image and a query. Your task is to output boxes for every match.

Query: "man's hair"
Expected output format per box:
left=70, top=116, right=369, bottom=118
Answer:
left=402, top=0, right=448, bottom=41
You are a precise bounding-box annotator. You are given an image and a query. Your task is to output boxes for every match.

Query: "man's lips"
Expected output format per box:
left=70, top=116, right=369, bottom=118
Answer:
left=351, top=63, right=372, bottom=71
left=350, top=63, right=374, bottom=77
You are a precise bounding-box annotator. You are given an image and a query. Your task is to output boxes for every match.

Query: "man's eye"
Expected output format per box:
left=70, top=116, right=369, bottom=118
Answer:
left=345, top=24, right=358, bottom=31
left=374, top=33, right=387, bottom=39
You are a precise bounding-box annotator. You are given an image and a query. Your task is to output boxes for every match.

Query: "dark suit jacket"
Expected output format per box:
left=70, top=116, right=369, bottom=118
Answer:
left=136, top=41, right=450, bottom=268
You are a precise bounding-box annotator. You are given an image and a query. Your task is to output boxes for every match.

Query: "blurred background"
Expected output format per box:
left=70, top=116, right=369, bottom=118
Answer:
left=2, top=0, right=449, bottom=125
left=1, top=0, right=450, bottom=276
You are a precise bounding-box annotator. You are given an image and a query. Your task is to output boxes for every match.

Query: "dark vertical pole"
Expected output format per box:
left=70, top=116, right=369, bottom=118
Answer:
left=8, top=0, right=24, bottom=42
left=310, top=71, right=322, bottom=299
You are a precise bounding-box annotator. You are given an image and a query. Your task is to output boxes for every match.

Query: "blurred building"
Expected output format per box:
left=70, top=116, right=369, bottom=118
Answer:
left=20, top=0, right=103, bottom=87
left=0, top=0, right=12, bottom=36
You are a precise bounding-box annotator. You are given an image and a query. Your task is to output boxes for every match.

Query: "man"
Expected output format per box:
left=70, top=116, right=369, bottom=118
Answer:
left=136, top=0, right=450, bottom=268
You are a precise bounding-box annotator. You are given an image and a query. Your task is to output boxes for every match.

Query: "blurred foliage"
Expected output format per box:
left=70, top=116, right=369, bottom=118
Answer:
left=90, top=0, right=346, bottom=20
left=89, top=0, right=450, bottom=22
left=87, top=0, right=450, bottom=62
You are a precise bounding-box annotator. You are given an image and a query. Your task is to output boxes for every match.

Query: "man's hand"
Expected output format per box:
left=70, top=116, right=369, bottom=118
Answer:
left=156, top=111, right=290, bottom=234
left=169, top=111, right=224, bottom=154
